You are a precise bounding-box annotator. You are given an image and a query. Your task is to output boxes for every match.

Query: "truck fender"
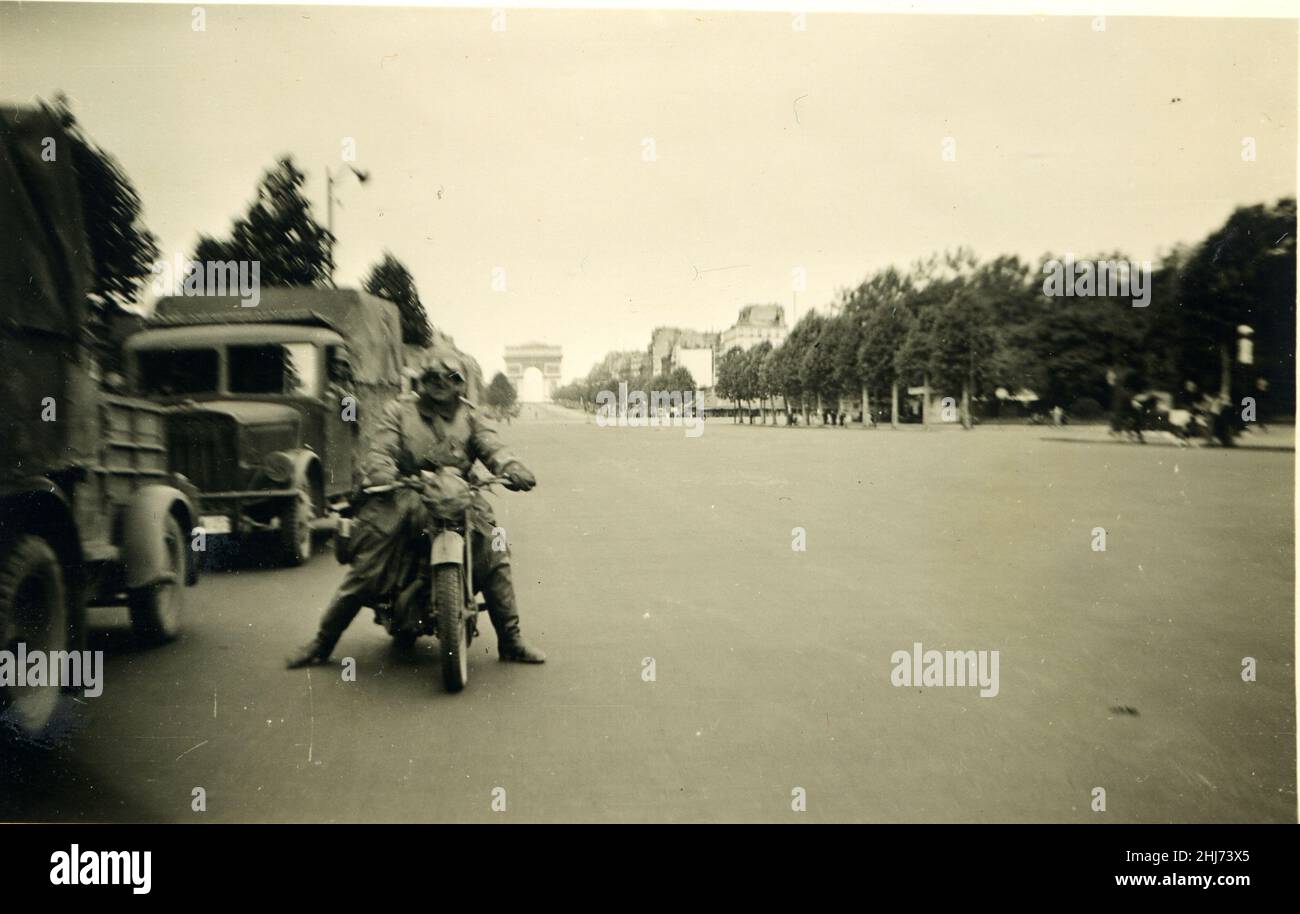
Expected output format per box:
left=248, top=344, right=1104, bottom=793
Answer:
left=287, top=450, right=321, bottom=491
left=0, top=476, right=77, bottom=551
left=429, top=529, right=465, bottom=567
left=121, top=485, right=197, bottom=589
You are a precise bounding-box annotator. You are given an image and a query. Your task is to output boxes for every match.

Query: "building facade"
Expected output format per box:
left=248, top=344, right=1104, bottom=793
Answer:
left=597, top=349, right=651, bottom=383
left=720, top=303, right=787, bottom=353
left=650, top=327, right=719, bottom=377
left=671, top=345, right=714, bottom=388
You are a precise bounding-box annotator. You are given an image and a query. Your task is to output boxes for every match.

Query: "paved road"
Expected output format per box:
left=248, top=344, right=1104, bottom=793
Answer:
left=2, top=411, right=1294, bottom=822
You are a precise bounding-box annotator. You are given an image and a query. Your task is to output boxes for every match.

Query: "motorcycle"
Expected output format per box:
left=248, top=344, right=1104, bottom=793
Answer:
left=333, top=468, right=515, bottom=692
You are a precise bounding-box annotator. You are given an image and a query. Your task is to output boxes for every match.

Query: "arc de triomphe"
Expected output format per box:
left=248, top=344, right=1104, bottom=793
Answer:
left=504, top=342, right=562, bottom=402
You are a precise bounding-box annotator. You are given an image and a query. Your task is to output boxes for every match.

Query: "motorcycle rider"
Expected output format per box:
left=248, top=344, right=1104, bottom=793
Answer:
left=286, top=348, right=546, bottom=667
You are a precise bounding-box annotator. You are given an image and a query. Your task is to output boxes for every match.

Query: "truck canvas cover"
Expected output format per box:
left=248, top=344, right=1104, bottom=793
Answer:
left=0, top=105, right=98, bottom=478
left=0, top=105, right=92, bottom=339
left=150, top=288, right=404, bottom=385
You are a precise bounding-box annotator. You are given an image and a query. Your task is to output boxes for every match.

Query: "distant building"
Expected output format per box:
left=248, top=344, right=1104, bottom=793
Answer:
left=650, top=327, right=719, bottom=376
left=671, top=344, right=714, bottom=388
left=720, top=304, right=787, bottom=353
left=597, top=349, right=651, bottom=382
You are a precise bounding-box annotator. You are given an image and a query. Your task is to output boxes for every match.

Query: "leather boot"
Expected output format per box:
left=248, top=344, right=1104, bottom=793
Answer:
left=285, top=633, right=336, bottom=668
left=481, top=565, right=546, bottom=663
left=285, top=592, right=364, bottom=668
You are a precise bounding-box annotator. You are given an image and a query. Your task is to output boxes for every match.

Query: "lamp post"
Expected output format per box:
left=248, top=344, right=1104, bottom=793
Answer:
left=325, top=164, right=370, bottom=285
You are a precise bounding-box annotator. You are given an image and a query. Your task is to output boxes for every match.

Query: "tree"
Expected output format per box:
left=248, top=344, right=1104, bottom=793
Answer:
left=1018, top=249, right=1150, bottom=409
left=662, top=365, right=696, bottom=392
left=363, top=251, right=433, bottom=346
left=794, top=313, right=833, bottom=423
left=715, top=347, right=745, bottom=422
left=892, top=250, right=982, bottom=425
left=734, top=348, right=761, bottom=423
left=825, top=301, right=864, bottom=424
left=1178, top=198, right=1296, bottom=402
left=48, top=95, right=159, bottom=373
left=485, top=371, right=518, bottom=422
left=852, top=266, right=914, bottom=428
left=926, top=256, right=1029, bottom=427
left=749, top=340, right=775, bottom=423
left=193, top=156, right=333, bottom=287
left=775, top=320, right=818, bottom=425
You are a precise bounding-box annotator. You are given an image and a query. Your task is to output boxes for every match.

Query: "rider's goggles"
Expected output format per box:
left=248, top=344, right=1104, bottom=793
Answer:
left=421, top=368, right=466, bottom=385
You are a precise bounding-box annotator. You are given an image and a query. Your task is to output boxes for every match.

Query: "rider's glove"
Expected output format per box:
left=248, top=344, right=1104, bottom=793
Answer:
left=502, top=461, right=536, bottom=492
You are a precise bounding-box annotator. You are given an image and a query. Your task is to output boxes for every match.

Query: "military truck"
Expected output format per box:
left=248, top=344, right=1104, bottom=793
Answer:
left=124, top=288, right=407, bottom=565
left=1, top=106, right=199, bottom=739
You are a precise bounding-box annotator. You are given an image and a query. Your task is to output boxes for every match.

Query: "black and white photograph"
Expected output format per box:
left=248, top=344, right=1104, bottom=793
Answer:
left=0, top=0, right=1296, bottom=856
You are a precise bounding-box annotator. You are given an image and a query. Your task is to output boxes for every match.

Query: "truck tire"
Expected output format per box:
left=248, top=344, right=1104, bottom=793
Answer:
left=127, top=514, right=185, bottom=645
left=0, top=535, right=69, bottom=739
left=279, top=482, right=317, bottom=567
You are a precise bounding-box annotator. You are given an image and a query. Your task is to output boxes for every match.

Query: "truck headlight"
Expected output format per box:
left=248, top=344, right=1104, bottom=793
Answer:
left=264, top=451, right=294, bottom=484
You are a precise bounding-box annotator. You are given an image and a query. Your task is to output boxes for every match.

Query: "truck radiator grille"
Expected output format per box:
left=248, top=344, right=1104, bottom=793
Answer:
left=166, top=416, right=238, bottom=491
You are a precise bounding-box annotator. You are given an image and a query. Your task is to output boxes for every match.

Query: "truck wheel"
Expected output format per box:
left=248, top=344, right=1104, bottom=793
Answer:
left=279, top=482, right=317, bottom=567
left=127, top=514, right=185, bottom=645
left=0, top=535, right=69, bottom=739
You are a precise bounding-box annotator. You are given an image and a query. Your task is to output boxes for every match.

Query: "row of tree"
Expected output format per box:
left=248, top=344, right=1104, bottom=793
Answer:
left=553, top=365, right=697, bottom=411
left=42, top=95, right=436, bottom=354
left=193, top=156, right=434, bottom=347
left=563, top=198, right=1295, bottom=428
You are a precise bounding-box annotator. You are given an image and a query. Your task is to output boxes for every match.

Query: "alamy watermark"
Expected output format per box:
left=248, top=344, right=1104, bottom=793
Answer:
left=890, top=642, right=999, bottom=698
left=151, top=253, right=261, bottom=308
left=1042, top=255, right=1151, bottom=308
left=50, top=844, right=151, bottom=894
left=0, top=644, right=104, bottom=698
left=594, top=381, right=705, bottom=438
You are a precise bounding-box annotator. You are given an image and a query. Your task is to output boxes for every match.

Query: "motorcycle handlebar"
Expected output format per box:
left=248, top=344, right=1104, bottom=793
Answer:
left=361, top=474, right=517, bottom=496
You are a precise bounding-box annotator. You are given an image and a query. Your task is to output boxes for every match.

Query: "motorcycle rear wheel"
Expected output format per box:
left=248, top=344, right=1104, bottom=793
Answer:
left=434, top=565, right=469, bottom=692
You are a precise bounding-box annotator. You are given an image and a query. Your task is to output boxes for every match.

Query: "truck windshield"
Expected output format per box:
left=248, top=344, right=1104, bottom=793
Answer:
left=137, top=348, right=219, bottom=396
left=228, top=342, right=320, bottom=396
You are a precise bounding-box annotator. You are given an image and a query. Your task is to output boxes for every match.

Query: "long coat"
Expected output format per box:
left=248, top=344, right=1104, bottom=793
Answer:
left=339, top=396, right=517, bottom=601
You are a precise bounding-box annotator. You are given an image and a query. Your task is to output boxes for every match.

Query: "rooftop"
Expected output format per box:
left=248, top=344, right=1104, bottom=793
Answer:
left=733, top=304, right=785, bottom=327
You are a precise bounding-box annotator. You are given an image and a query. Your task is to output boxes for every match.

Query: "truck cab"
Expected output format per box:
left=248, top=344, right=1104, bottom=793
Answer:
left=125, top=323, right=357, bottom=564
left=125, top=288, right=406, bottom=565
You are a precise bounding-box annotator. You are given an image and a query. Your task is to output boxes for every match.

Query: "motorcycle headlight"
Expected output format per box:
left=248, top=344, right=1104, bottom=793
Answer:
left=264, top=451, right=294, bottom=484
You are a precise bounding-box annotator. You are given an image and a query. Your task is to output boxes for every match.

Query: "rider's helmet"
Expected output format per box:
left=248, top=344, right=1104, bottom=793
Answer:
left=409, top=346, right=468, bottom=401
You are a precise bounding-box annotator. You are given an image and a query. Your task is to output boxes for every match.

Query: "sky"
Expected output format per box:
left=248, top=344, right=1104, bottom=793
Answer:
left=1, top=3, right=1295, bottom=382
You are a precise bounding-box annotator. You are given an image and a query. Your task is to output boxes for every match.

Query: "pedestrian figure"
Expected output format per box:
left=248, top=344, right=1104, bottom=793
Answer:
left=1254, top=376, right=1270, bottom=432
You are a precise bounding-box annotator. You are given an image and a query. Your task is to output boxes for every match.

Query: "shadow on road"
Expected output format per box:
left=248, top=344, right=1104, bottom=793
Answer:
left=197, top=529, right=336, bottom=574
left=0, top=719, right=165, bottom=822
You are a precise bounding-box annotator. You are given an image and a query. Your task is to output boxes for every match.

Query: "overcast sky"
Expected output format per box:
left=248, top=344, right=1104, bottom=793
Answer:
left=1, top=4, right=1295, bottom=381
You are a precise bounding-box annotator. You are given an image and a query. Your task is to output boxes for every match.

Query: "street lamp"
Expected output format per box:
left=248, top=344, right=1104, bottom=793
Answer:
left=325, top=164, right=370, bottom=285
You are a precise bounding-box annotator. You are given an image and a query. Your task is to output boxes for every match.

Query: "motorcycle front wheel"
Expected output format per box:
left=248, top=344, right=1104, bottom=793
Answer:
left=434, top=565, right=470, bottom=692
